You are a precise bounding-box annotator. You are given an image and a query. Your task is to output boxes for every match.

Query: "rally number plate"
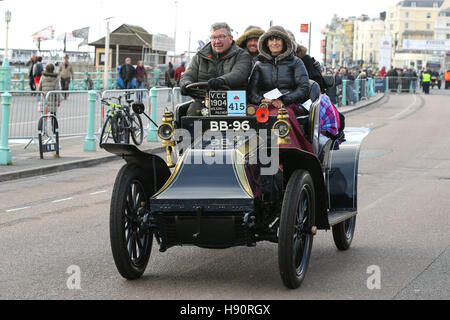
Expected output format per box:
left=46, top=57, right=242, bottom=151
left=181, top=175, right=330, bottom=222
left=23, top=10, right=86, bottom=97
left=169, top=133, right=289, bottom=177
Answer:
left=209, top=91, right=247, bottom=116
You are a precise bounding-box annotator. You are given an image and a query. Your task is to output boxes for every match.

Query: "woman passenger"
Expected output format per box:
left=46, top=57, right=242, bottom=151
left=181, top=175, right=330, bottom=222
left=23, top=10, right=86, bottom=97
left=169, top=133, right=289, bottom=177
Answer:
left=248, top=26, right=313, bottom=153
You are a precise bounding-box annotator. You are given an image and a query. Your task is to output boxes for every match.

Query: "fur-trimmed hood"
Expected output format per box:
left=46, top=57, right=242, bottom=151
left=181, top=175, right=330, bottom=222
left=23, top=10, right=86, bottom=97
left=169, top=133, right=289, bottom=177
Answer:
left=257, top=26, right=294, bottom=63
left=236, top=27, right=265, bottom=48
left=42, top=72, right=58, bottom=77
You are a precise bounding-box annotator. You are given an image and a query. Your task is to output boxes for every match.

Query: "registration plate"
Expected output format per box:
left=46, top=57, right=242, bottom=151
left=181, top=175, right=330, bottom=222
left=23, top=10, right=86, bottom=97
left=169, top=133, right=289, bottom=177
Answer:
left=210, top=120, right=251, bottom=132
left=209, top=91, right=247, bottom=116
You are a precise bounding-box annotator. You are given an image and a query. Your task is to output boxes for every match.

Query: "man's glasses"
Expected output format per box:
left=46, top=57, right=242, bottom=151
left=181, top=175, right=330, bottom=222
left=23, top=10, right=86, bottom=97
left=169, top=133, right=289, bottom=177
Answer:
left=211, top=35, right=229, bottom=42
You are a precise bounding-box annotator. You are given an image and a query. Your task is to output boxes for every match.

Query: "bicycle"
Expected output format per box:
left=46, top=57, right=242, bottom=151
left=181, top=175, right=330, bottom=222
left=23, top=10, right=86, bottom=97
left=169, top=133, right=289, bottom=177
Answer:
left=100, top=94, right=144, bottom=147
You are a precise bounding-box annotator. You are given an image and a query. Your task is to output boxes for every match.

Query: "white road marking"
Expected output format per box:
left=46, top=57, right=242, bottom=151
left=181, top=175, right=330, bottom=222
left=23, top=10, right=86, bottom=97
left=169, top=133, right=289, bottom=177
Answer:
left=6, top=206, right=31, bottom=213
left=52, top=198, right=73, bottom=204
left=90, top=190, right=107, bottom=196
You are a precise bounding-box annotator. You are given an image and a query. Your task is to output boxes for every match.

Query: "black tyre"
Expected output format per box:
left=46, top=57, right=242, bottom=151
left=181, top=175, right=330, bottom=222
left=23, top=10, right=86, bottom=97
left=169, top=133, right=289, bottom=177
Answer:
left=100, top=116, right=118, bottom=146
left=279, top=170, right=315, bottom=289
left=115, top=113, right=130, bottom=144
left=110, top=164, right=153, bottom=280
left=332, top=216, right=356, bottom=251
left=130, top=113, right=144, bottom=146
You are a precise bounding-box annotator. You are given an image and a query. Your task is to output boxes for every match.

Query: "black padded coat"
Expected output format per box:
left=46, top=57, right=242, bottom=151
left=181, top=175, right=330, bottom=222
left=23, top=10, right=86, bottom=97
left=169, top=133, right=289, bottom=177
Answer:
left=248, top=26, right=310, bottom=105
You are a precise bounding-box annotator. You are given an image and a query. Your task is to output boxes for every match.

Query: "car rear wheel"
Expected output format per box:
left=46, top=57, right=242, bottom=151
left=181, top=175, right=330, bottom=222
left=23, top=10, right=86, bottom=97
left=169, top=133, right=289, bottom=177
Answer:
left=332, top=216, right=356, bottom=251
left=110, top=164, right=153, bottom=280
left=278, top=170, right=315, bottom=289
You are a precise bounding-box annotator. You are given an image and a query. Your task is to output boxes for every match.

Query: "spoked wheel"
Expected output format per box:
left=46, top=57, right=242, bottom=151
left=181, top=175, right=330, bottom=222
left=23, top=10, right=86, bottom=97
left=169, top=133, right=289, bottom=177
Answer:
left=110, top=164, right=153, bottom=280
left=332, top=216, right=356, bottom=251
left=114, top=113, right=130, bottom=144
left=100, top=116, right=118, bottom=147
left=279, top=170, right=315, bottom=289
left=130, top=113, right=144, bottom=146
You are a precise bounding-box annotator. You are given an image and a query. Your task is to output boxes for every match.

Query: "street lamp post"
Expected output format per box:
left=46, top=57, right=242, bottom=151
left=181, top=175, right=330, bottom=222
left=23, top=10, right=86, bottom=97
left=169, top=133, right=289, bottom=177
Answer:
left=4, top=10, right=10, bottom=63
left=104, top=17, right=112, bottom=90
left=0, top=9, right=12, bottom=91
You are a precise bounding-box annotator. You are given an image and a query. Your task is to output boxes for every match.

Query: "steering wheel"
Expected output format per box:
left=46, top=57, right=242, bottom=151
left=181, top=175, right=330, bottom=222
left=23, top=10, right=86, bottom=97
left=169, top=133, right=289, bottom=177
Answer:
left=185, top=82, right=231, bottom=100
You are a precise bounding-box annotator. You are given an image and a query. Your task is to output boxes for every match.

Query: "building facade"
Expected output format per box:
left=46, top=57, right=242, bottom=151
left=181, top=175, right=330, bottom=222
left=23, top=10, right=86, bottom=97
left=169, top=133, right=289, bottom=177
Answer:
left=89, top=24, right=174, bottom=70
left=434, top=6, right=450, bottom=69
left=322, top=15, right=355, bottom=68
left=353, top=17, right=386, bottom=68
left=385, top=0, right=447, bottom=68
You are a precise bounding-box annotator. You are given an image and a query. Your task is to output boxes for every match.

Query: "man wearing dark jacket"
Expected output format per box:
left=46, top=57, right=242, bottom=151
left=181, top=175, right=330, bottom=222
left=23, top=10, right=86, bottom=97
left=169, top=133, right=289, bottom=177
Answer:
left=180, top=22, right=252, bottom=116
left=236, top=26, right=265, bottom=64
left=120, top=58, right=136, bottom=89
left=26, top=54, right=37, bottom=92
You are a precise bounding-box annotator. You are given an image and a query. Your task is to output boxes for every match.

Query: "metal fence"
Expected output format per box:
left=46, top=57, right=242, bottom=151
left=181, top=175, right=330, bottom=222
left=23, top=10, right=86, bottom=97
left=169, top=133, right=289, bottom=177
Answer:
left=382, top=77, right=419, bottom=94
left=336, top=79, right=374, bottom=106
left=0, top=91, right=45, bottom=140
left=45, top=91, right=101, bottom=138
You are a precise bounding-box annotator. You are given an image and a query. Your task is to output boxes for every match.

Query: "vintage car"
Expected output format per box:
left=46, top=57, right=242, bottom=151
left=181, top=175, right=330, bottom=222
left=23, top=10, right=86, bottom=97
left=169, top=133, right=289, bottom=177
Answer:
left=103, top=81, right=370, bottom=289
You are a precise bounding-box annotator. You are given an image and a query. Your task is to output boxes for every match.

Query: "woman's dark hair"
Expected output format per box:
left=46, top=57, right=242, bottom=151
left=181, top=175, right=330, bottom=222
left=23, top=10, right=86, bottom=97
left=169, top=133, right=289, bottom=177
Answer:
left=45, top=63, right=55, bottom=73
left=37, top=56, right=43, bottom=62
left=265, top=37, right=286, bottom=54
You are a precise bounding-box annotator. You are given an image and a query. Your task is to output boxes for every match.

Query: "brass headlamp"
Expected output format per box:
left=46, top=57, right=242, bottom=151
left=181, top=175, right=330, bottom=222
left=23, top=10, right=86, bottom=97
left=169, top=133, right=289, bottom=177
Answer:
left=158, top=111, right=176, bottom=168
left=272, top=107, right=291, bottom=145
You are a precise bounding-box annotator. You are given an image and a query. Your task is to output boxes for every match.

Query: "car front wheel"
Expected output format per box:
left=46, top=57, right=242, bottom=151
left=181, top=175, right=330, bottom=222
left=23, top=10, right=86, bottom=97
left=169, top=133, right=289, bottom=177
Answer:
left=278, top=170, right=315, bottom=289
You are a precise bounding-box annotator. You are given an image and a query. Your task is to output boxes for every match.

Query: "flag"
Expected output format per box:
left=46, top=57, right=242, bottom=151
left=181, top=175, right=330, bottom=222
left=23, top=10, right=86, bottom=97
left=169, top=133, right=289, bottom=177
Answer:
left=32, top=26, right=55, bottom=41
left=72, top=27, right=90, bottom=48
left=301, top=24, right=309, bottom=33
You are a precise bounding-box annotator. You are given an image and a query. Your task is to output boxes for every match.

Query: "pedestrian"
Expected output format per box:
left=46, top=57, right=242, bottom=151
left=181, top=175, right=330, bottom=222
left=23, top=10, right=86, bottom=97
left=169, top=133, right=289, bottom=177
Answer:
left=174, top=61, right=186, bottom=87
left=85, top=74, right=94, bottom=90
left=236, top=26, right=265, bottom=65
left=324, top=70, right=339, bottom=105
left=380, top=66, right=387, bottom=78
left=119, top=57, right=136, bottom=89
left=135, top=60, right=148, bottom=102
left=295, top=45, right=327, bottom=91
left=59, top=55, right=74, bottom=99
left=33, top=56, right=44, bottom=88
left=422, top=69, right=431, bottom=94
left=404, top=68, right=414, bottom=93
left=26, top=54, right=37, bottom=92
left=386, top=66, right=398, bottom=92
left=445, top=69, right=450, bottom=90
left=165, top=62, right=176, bottom=88
left=37, top=63, right=61, bottom=132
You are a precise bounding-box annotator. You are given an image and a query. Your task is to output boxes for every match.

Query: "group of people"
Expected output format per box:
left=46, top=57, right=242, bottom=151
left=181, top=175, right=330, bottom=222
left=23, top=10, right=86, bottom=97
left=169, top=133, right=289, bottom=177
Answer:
left=26, top=54, right=77, bottom=117
left=118, top=58, right=148, bottom=91
left=26, top=54, right=74, bottom=98
left=180, top=23, right=342, bottom=153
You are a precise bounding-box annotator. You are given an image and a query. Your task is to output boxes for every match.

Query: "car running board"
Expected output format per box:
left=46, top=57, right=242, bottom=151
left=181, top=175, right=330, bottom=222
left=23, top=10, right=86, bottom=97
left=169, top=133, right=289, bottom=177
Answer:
left=328, top=211, right=358, bottom=227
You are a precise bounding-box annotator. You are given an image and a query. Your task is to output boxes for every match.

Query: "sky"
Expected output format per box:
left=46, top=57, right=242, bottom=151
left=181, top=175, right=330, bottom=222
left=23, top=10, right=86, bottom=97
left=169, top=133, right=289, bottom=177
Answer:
left=1, top=0, right=399, bottom=59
